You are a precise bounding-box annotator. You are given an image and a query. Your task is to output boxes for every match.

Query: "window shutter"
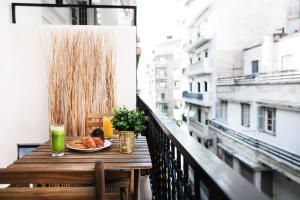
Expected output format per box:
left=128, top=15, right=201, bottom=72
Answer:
left=220, top=102, right=224, bottom=122
left=224, top=102, right=228, bottom=124
left=273, top=109, right=276, bottom=133
left=241, top=104, right=244, bottom=126
left=258, top=106, right=265, bottom=131
left=246, top=105, right=250, bottom=127
left=215, top=102, right=219, bottom=119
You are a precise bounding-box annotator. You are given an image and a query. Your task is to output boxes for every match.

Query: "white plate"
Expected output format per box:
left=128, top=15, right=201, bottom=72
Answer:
left=67, top=140, right=112, bottom=152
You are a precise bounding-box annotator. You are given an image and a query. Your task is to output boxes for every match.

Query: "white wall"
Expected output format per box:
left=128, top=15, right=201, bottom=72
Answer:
left=243, top=33, right=300, bottom=74
left=222, top=100, right=300, bottom=155
left=276, top=33, right=300, bottom=71
left=115, top=26, right=137, bottom=109
left=243, top=46, right=262, bottom=75
left=0, top=25, right=136, bottom=167
left=216, top=0, right=287, bottom=76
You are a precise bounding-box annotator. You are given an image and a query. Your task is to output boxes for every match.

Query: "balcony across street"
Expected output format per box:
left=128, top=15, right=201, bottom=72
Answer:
left=183, top=91, right=203, bottom=100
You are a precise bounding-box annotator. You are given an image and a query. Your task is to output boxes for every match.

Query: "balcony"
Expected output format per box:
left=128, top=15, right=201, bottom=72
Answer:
left=137, top=96, right=269, bottom=200
left=208, top=120, right=300, bottom=171
left=218, top=70, right=300, bottom=86
left=183, top=32, right=211, bottom=53
left=183, top=91, right=212, bottom=107
left=188, top=117, right=211, bottom=140
left=187, top=59, right=212, bottom=77
left=183, top=91, right=203, bottom=100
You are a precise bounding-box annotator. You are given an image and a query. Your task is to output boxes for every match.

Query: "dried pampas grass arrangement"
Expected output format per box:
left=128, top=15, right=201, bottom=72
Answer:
left=48, top=28, right=116, bottom=136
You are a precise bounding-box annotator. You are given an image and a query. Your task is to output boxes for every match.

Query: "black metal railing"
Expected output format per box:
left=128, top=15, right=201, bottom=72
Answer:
left=218, top=71, right=300, bottom=85
left=11, top=2, right=137, bottom=25
left=137, top=95, right=269, bottom=200
left=183, top=91, right=203, bottom=100
left=208, top=120, right=300, bottom=168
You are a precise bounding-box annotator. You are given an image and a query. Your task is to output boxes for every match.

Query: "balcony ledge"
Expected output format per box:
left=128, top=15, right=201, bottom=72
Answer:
left=184, top=38, right=210, bottom=53
left=208, top=120, right=300, bottom=183
left=183, top=97, right=212, bottom=107
left=186, top=61, right=213, bottom=77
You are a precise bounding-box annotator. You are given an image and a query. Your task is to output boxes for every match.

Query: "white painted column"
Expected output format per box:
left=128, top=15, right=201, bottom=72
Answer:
left=254, top=171, right=262, bottom=191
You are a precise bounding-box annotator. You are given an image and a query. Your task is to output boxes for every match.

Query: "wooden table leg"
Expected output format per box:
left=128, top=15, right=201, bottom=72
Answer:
left=133, top=169, right=140, bottom=200
left=130, top=169, right=134, bottom=194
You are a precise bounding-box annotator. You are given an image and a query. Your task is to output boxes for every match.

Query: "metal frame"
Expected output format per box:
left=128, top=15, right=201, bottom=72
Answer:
left=17, top=143, right=40, bottom=159
left=11, top=2, right=137, bottom=26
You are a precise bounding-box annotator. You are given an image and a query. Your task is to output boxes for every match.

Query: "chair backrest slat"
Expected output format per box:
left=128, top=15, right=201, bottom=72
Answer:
left=86, top=113, right=112, bottom=134
left=0, top=187, right=96, bottom=200
left=0, top=169, right=94, bottom=185
left=0, top=161, right=104, bottom=200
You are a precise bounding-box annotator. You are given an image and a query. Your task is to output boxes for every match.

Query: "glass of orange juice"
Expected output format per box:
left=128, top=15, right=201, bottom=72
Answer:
left=103, top=116, right=113, bottom=138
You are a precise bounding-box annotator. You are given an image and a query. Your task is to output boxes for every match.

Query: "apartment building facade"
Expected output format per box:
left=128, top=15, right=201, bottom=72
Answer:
left=149, top=37, right=183, bottom=119
left=180, top=0, right=287, bottom=148
left=206, top=0, right=300, bottom=199
left=210, top=32, right=300, bottom=200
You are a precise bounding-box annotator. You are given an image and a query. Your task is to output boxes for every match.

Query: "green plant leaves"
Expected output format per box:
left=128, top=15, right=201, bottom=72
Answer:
left=111, top=106, right=149, bottom=135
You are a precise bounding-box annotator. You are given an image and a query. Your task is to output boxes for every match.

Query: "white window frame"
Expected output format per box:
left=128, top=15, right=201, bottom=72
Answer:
left=216, top=101, right=227, bottom=124
left=264, top=107, right=276, bottom=134
left=288, top=0, right=300, bottom=18
left=241, top=103, right=250, bottom=127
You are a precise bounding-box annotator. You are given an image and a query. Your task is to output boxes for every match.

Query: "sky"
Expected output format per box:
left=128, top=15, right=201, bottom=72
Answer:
left=136, top=0, right=181, bottom=91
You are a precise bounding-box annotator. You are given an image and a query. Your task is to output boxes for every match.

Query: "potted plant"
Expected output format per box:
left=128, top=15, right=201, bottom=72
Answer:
left=111, top=107, right=148, bottom=153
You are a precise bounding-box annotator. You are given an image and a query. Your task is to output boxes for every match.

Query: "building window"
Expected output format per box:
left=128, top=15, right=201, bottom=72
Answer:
left=216, top=101, right=227, bottom=124
left=189, top=58, right=193, bottom=64
left=197, top=137, right=201, bottom=143
left=204, top=81, right=208, bottom=92
left=266, top=107, right=276, bottom=133
left=189, top=82, right=192, bottom=92
left=241, top=103, right=250, bottom=127
left=204, top=140, right=212, bottom=149
left=281, top=54, right=293, bottom=70
left=205, top=50, right=208, bottom=58
left=197, top=82, right=201, bottom=92
left=160, top=81, right=166, bottom=89
left=251, top=60, right=259, bottom=74
left=240, top=162, right=254, bottom=184
left=288, top=0, right=300, bottom=18
left=258, top=106, right=276, bottom=135
left=182, top=114, right=187, bottom=122
left=189, top=131, right=193, bottom=136
left=224, top=152, right=233, bottom=168
left=197, top=108, right=201, bottom=123
left=161, top=93, right=166, bottom=101
left=161, top=104, right=168, bottom=113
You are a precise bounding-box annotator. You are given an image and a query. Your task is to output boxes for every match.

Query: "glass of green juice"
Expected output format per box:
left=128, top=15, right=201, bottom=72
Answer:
left=50, top=124, right=65, bottom=156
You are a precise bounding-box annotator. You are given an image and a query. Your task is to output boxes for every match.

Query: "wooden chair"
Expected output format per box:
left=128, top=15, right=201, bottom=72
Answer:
left=86, top=113, right=131, bottom=199
left=0, top=161, right=119, bottom=200
left=86, top=113, right=112, bottom=135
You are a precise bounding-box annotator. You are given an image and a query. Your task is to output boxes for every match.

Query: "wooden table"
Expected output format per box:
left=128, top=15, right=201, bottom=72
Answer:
left=8, top=136, right=152, bottom=200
